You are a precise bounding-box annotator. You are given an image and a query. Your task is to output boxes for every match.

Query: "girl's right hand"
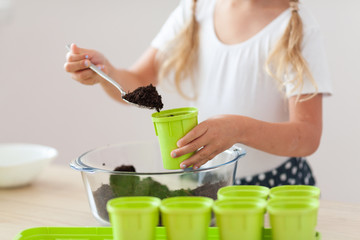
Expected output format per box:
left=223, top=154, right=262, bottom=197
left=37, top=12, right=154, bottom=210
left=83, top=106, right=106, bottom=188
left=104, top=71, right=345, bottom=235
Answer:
left=64, top=43, right=108, bottom=85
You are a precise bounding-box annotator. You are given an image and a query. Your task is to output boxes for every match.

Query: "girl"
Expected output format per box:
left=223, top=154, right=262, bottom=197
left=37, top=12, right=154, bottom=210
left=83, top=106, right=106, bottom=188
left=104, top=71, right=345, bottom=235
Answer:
left=64, top=0, right=332, bottom=187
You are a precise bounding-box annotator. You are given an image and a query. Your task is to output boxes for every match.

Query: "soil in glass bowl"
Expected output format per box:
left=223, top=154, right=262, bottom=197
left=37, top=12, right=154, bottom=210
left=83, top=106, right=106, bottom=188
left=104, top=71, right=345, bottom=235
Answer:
left=93, top=165, right=227, bottom=221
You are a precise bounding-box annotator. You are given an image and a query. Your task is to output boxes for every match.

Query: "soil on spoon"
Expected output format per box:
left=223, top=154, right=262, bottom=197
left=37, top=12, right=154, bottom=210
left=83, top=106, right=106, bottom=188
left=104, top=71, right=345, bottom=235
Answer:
left=123, top=84, right=163, bottom=112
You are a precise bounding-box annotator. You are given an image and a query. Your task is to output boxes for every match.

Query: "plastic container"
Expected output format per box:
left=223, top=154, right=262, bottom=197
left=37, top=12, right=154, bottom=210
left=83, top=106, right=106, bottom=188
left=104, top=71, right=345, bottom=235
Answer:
left=160, top=197, right=214, bottom=240
left=107, top=196, right=161, bottom=240
left=13, top=226, right=321, bottom=240
left=269, top=185, right=320, bottom=199
left=213, top=198, right=267, bottom=240
left=267, top=198, right=319, bottom=240
left=217, top=185, right=270, bottom=200
left=70, top=141, right=246, bottom=225
left=152, top=107, right=198, bottom=169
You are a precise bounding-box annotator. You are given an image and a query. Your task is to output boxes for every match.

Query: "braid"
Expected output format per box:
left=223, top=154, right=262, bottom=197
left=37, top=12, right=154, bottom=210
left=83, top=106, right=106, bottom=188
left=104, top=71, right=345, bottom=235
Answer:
left=266, top=0, right=318, bottom=102
left=158, top=0, right=199, bottom=100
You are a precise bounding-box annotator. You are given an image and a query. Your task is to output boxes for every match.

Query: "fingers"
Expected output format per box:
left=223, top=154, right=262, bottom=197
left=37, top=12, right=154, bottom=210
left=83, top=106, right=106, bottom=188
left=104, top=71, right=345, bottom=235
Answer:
left=66, top=43, right=95, bottom=64
left=170, top=124, right=209, bottom=169
left=71, top=69, right=99, bottom=85
left=70, top=43, right=79, bottom=54
left=177, top=124, right=208, bottom=148
left=171, top=128, right=219, bottom=169
left=172, top=119, right=233, bottom=170
left=65, top=43, right=104, bottom=85
left=180, top=145, right=221, bottom=170
left=64, top=59, right=91, bottom=73
left=65, top=44, right=91, bottom=73
left=70, top=43, right=86, bottom=54
left=171, top=128, right=207, bottom=159
left=66, top=51, right=89, bottom=62
left=65, top=43, right=105, bottom=72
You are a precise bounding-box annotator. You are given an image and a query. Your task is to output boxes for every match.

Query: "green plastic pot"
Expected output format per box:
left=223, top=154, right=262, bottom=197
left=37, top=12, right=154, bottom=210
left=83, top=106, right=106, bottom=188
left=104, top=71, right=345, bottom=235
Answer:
left=106, top=196, right=161, bottom=240
left=269, top=185, right=320, bottom=199
left=267, top=198, right=319, bottom=240
left=217, top=185, right=270, bottom=200
left=213, top=198, right=267, bottom=240
left=152, top=107, right=198, bottom=169
left=160, top=196, right=213, bottom=240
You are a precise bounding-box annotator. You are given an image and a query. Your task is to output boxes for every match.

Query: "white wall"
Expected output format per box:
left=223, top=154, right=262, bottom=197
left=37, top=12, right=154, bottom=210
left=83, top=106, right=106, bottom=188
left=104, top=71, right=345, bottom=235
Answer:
left=301, top=0, right=360, bottom=203
left=0, top=0, right=359, bottom=203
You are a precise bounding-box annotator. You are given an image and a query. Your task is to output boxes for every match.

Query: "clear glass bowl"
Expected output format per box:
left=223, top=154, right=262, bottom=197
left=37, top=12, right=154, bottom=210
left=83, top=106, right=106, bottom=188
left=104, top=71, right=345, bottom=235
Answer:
left=70, top=141, right=246, bottom=225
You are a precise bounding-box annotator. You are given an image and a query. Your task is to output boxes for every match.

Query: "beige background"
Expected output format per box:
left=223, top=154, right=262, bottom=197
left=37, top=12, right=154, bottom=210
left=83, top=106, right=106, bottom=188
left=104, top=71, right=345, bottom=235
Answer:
left=0, top=0, right=359, bottom=202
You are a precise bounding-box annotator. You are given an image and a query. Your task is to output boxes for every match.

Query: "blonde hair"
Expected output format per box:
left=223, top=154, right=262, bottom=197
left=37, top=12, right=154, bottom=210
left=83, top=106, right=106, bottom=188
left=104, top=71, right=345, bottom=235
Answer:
left=158, top=0, right=199, bottom=100
left=266, top=0, right=318, bottom=102
left=158, top=0, right=318, bottom=102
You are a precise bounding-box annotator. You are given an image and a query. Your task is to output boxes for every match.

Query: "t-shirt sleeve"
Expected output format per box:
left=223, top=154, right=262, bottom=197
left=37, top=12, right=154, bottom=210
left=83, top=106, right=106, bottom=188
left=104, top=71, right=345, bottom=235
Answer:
left=151, top=0, right=193, bottom=51
left=285, top=26, right=333, bottom=97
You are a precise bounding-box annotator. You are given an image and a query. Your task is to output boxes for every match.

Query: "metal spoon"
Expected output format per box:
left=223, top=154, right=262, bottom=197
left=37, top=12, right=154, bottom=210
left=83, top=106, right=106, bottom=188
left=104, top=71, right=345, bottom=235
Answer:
left=66, top=45, right=164, bottom=111
left=65, top=44, right=134, bottom=105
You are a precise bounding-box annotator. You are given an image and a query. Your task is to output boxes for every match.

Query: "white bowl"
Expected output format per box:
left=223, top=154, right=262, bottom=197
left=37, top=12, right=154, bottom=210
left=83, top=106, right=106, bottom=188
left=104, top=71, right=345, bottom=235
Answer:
left=0, top=143, right=58, bottom=188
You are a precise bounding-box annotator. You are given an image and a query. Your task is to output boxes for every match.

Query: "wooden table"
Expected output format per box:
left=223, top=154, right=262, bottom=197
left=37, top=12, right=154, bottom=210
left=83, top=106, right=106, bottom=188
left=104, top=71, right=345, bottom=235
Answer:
left=1, top=164, right=360, bottom=239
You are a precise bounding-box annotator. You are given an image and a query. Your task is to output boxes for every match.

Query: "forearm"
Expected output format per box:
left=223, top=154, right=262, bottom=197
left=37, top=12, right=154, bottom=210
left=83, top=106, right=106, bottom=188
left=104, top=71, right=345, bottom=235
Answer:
left=99, top=47, right=159, bottom=103
left=175, top=95, right=323, bottom=169
left=235, top=115, right=322, bottom=157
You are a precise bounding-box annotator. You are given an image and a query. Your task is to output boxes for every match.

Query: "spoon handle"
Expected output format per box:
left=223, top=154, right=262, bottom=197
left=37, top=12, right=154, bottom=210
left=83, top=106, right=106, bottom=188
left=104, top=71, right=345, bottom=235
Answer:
left=88, top=63, right=126, bottom=96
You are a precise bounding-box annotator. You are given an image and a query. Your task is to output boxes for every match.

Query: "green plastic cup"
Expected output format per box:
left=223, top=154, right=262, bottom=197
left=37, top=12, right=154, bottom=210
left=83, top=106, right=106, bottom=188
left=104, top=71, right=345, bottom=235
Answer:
left=213, top=198, right=267, bottom=240
left=106, top=196, right=161, bottom=240
left=269, top=185, right=320, bottom=199
left=267, top=198, right=319, bottom=240
left=217, top=185, right=270, bottom=200
left=152, top=107, right=198, bottom=169
left=160, top=196, right=213, bottom=240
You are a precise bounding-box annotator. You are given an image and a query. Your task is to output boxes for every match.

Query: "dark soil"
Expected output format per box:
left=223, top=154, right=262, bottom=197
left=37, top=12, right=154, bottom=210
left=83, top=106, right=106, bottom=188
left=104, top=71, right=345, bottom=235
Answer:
left=123, top=84, right=163, bottom=112
left=192, top=181, right=227, bottom=199
left=92, top=165, right=227, bottom=222
left=93, top=184, right=115, bottom=221
left=114, top=165, right=136, bottom=172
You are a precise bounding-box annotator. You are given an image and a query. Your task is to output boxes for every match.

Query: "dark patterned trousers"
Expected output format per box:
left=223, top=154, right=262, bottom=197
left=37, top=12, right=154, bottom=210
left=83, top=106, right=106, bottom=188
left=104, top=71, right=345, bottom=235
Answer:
left=235, top=157, right=316, bottom=188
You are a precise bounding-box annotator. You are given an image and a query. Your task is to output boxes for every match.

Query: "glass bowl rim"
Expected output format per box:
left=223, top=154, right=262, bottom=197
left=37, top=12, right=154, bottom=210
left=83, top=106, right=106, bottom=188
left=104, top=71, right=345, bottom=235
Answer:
left=70, top=141, right=246, bottom=175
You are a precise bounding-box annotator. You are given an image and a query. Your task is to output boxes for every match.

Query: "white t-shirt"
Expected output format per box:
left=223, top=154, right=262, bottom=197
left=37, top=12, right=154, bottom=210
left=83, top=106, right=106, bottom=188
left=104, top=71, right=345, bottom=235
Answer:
left=151, top=0, right=332, bottom=178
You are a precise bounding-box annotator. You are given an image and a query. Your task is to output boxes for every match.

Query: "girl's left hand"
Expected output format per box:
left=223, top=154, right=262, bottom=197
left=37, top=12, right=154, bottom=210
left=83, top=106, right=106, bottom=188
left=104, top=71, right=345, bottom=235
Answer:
left=171, top=115, right=240, bottom=169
